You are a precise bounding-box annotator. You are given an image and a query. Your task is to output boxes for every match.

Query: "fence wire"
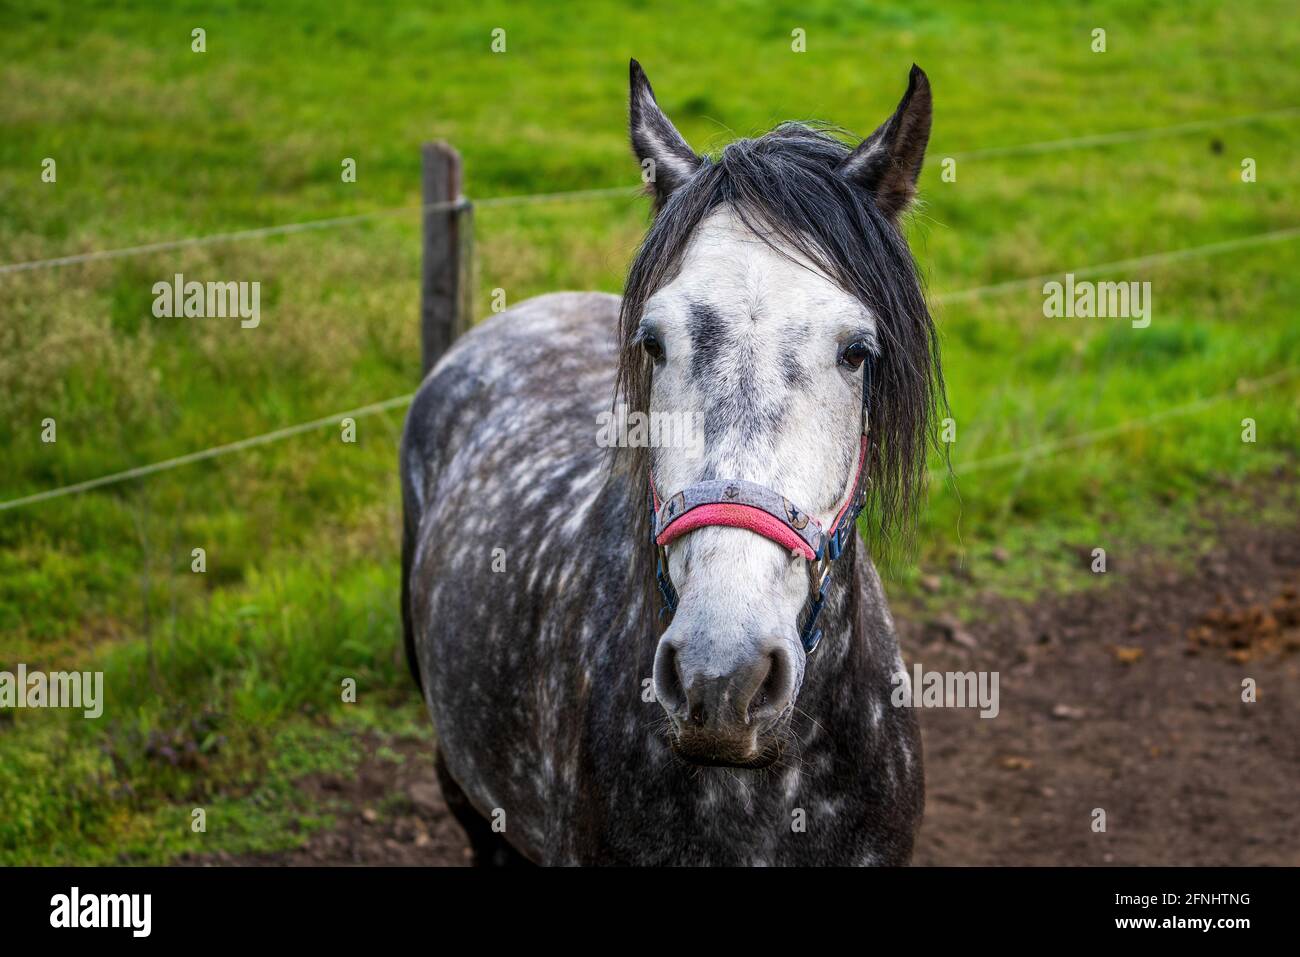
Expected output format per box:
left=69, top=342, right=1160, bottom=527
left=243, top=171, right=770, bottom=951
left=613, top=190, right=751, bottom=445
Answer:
left=2, top=106, right=1294, bottom=277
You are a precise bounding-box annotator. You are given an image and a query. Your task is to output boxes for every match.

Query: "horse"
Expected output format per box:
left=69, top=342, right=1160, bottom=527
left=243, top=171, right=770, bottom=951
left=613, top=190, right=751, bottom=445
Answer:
left=400, top=59, right=944, bottom=865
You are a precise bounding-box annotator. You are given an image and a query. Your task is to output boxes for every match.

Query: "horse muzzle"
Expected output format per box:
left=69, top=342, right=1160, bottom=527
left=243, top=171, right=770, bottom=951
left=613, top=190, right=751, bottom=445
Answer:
left=652, top=629, right=801, bottom=768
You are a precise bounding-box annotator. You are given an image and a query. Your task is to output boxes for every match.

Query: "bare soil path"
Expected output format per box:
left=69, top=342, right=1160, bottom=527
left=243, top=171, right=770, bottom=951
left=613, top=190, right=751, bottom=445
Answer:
left=201, top=522, right=1300, bottom=866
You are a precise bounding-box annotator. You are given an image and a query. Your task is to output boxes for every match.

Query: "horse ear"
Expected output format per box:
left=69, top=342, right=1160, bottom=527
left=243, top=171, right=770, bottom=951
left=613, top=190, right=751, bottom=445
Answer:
left=629, top=59, right=701, bottom=207
left=838, top=65, right=932, bottom=222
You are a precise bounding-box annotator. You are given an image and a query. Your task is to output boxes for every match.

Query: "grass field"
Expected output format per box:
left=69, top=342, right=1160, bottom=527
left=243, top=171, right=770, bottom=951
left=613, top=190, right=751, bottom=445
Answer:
left=1, top=0, right=1297, bottom=863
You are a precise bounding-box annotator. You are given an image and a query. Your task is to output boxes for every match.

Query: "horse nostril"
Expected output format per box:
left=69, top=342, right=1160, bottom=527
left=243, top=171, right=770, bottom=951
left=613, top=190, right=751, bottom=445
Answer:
left=652, top=639, right=686, bottom=716
left=748, top=645, right=795, bottom=724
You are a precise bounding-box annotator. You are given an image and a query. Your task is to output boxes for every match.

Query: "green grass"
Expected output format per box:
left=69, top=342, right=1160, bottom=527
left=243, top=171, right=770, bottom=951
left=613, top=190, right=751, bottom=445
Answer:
left=1, top=0, right=1297, bottom=862
left=0, top=555, right=428, bottom=864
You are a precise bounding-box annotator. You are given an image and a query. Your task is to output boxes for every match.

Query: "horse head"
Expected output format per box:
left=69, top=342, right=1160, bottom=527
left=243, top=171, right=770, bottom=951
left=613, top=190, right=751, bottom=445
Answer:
left=617, top=60, right=943, bottom=768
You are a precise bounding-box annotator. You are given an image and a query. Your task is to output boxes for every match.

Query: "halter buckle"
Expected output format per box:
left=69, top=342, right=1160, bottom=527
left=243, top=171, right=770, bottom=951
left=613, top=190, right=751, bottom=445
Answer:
left=799, top=561, right=831, bottom=655
left=807, top=554, right=831, bottom=603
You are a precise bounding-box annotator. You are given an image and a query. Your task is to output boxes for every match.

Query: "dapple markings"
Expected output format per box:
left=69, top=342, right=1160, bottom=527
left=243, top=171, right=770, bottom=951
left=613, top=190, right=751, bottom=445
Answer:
left=401, top=61, right=944, bottom=865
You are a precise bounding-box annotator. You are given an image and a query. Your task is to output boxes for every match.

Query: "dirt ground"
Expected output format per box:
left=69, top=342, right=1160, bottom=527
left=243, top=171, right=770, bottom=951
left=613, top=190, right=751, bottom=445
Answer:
left=208, top=521, right=1300, bottom=866
left=911, top=521, right=1300, bottom=866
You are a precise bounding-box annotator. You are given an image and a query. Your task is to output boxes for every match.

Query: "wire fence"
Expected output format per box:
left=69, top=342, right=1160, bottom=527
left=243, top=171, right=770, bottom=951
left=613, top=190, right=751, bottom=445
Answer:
left=2, top=106, right=1297, bottom=514
left=0, top=396, right=414, bottom=512
left=2, top=353, right=1295, bottom=514
left=3, top=359, right=1293, bottom=514
left=1, top=106, right=1294, bottom=277
left=946, top=106, right=1300, bottom=160
left=939, top=365, right=1299, bottom=478
left=932, top=227, right=1300, bottom=305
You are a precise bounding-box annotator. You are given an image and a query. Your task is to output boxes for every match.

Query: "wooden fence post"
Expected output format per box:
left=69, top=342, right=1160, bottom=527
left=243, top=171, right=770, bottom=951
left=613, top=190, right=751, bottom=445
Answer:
left=420, top=142, right=474, bottom=378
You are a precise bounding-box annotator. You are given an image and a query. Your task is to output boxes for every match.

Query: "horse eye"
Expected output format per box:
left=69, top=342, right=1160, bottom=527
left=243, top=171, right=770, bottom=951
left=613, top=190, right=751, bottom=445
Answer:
left=642, top=334, right=665, bottom=363
left=840, top=340, right=870, bottom=369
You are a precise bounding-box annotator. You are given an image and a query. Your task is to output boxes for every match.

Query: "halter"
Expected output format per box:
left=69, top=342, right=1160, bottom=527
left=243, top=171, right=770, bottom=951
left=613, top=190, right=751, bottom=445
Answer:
left=648, top=359, right=872, bottom=655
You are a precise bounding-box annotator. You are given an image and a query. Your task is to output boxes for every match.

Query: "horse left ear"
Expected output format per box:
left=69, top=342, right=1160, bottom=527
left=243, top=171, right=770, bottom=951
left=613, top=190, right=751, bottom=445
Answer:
left=629, top=59, right=702, bottom=208
left=838, top=64, right=932, bottom=222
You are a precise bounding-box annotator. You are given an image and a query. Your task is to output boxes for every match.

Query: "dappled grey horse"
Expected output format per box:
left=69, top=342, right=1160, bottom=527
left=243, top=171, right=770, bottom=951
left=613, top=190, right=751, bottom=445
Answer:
left=401, top=61, right=943, bottom=865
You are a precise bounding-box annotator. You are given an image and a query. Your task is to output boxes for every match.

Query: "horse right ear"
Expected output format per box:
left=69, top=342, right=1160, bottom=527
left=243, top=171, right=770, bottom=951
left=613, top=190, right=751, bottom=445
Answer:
left=837, top=64, right=932, bottom=222
left=629, top=59, right=701, bottom=208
